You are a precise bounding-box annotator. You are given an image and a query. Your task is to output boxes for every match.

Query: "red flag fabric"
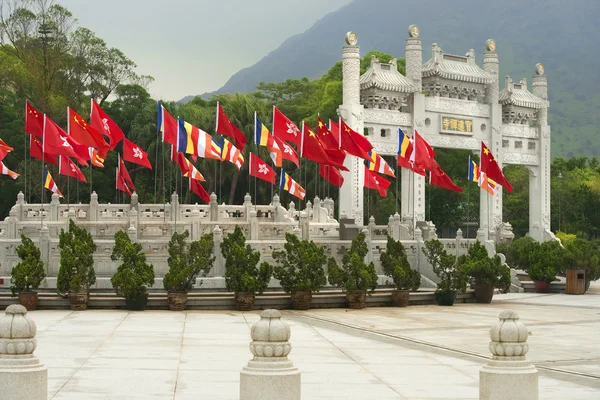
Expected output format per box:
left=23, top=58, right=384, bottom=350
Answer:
left=339, top=119, right=371, bottom=160
left=43, top=115, right=87, bottom=165
left=116, top=168, right=132, bottom=196
left=364, top=167, right=391, bottom=197
left=273, top=136, right=299, bottom=167
left=30, top=136, right=57, bottom=165
left=273, top=106, right=301, bottom=147
left=25, top=101, right=43, bottom=137
left=190, top=178, right=210, bottom=203
left=410, top=131, right=435, bottom=171
left=122, top=138, right=152, bottom=169
left=0, top=139, right=13, bottom=152
left=480, top=142, right=513, bottom=192
left=68, top=107, right=110, bottom=159
left=216, top=102, right=247, bottom=149
left=317, top=116, right=339, bottom=150
left=301, top=122, right=346, bottom=169
left=249, top=153, right=276, bottom=184
left=157, top=101, right=178, bottom=146
left=319, top=164, right=344, bottom=188
left=1, top=161, right=19, bottom=179
left=430, top=161, right=462, bottom=192
left=118, top=155, right=135, bottom=191
left=175, top=152, right=205, bottom=181
left=90, top=99, right=125, bottom=149
left=329, top=119, right=340, bottom=145
left=59, top=155, right=87, bottom=183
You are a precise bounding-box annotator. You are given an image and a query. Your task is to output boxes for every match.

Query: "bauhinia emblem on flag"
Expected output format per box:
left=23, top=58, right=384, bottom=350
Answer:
left=367, top=150, right=395, bottom=177
left=68, top=107, right=110, bottom=159
left=273, top=106, right=301, bottom=147
left=273, top=136, right=299, bottom=167
left=90, top=99, right=125, bottom=149
left=254, top=113, right=282, bottom=167
left=480, top=142, right=512, bottom=192
left=118, top=155, right=135, bottom=192
left=0, top=161, right=19, bottom=180
left=59, top=155, right=87, bottom=183
left=279, top=170, right=306, bottom=200
left=43, top=168, right=63, bottom=198
left=122, top=138, right=152, bottom=169
left=43, top=115, right=88, bottom=165
left=221, top=137, right=244, bottom=170
left=116, top=167, right=132, bottom=196
left=249, top=153, right=276, bottom=184
left=364, top=167, right=391, bottom=197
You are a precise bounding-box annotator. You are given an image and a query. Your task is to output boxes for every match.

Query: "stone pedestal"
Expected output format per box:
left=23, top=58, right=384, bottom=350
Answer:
left=0, top=305, right=47, bottom=400
left=240, top=310, right=300, bottom=400
left=480, top=311, right=538, bottom=400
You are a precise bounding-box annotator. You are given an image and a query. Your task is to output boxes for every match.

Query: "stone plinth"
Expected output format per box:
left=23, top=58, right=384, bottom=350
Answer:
left=0, top=305, right=47, bottom=400
left=240, top=309, right=300, bottom=400
left=480, top=310, right=538, bottom=400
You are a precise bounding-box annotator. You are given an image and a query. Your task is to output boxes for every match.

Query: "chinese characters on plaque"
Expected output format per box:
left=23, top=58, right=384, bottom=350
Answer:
left=440, top=116, right=473, bottom=134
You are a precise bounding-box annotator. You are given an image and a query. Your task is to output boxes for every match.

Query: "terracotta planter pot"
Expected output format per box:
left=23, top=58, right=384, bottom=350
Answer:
left=290, top=291, right=312, bottom=310
left=235, top=292, right=255, bottom=311
left=18, top=292, right=39, bottom=311
left=534, top=280, right=551, bottom=293
left=68, top=291, right=89, bottom=311
left=473, top=284, right=495, bottom=304
left=346, top=291, right=366, bottom=309
left=126, top=293, right=149, bottom=311
left=167, top=291, right=187, bottom=311
left=435, top=291, right=456, bottom=306
left=390, top=289, right=409, bottom=307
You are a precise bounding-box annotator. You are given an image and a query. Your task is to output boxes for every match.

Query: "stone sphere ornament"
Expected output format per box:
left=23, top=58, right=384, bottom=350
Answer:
left=0, top=304, right=37, bottom=355
left=408, top=24, right=419, bottom=38
left=486, top=39, right=496, bottom=51
left=488, top=310, right=529, bottom=358
left=535, top=63, right=544, bottom=75
left=345, top=31, right=358, bottom=46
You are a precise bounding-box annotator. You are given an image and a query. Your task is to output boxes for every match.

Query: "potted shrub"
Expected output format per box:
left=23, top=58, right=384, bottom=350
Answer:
left=272, top=233, right=327, bottom=310
left=380, top=236, right=420, bottom=307
left=57, top=220, right=97, bottom=310
left=222, top=226, right=272, bottom=311
left=422, top=239, right=467, bottom=306
left=500, top=236, right=539, bottom=272
left=528, top=240, right=564, bottom=293
left=10, top=234, right=46, bottom=311
left=327, top=232, right=378, bottom=309
left=562, top=238, right=600, bottom=292
left=163, top=231, right=214, bottom=311
left=458, top=241, right=510, bottom=303
left=110, top=231, right=155, bottom=311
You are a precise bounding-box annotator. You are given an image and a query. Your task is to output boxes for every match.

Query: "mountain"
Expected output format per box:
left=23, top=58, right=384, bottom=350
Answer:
left=184, top=0, right=600, bottom=157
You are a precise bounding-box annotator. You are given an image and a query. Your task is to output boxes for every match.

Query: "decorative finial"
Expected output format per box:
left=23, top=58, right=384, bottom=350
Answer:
left=408, top=24, right=419, bottom=38
left=489, top=311, right=529, bottom=358
left=486, top=39, right=496, bottom=52
left=345, top=31, right=358, bottom=46
left=0, top=305, right=37, bottom=355
left=535, top=63, right=544, bottom=75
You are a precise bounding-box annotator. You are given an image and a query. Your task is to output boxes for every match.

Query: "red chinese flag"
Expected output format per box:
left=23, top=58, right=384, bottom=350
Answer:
left=68, top=107, right=110, bottom=159
left=317, top=116, right=338, bottom=150
left=116, top=169, right=133, bottom=196
left=480, top=142, right=512, bottom=192
left=273, top=106, right=301, bottom=147
left=190, top=178, right=210, bottom=203
left=429, top=161, right=462, bottom=192
left=30, top=136, right=57, bottom=165
left=301, top=122, right=346, bottom=169
left=364, top=167, right=391, bottom=197
left=90, top=99, right=125, bottom=149
left=216, top=102, right=247, bottom=149
left=249, top=153, right=276, bottom=184
left=118, top=155, right=135, bottom=191
left=273, top=136, right=299, bottom=167
left=43, top=115, right=87, bottom=165
left=410, top=131, right=435, bottom=171
left=25, top=101, right=43, bottom=137
left=339, top=119, right=371, bottom=160
left=319, top=164, right=344, bottom=188
left=59, top=155, right=87, bottom=183
left=122, top=138, right=152, bottom=169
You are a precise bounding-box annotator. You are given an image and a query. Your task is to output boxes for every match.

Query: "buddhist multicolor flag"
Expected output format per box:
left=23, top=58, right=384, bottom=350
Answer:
left=221, top=137, right=244, bottom=170
left=254, top=113, right=282, bottom=167
left=175, top=152, right=205, bottom=181
left=178, top=120, right=221, bottom=160
left=397, top=128, right=413, bottom=169
left=280, top=170, right=305, bottom=200
left=468, top=156, right=496, bottom=195
left=43, top=168, right=62, bottom=197
left=0, top=161, right=19, bottom=180
left=367, top=150, right=395, bottom=177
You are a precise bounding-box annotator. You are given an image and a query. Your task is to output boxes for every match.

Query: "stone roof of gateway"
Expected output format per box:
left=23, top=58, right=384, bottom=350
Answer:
left=359, top=56, right=417, bottom=93
left=422, top=44, right=492, bottom=85
left=499, top=77, right=547, bottom=109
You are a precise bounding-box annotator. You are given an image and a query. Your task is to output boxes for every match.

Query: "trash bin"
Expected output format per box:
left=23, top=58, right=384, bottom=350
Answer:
left=566, top=269, right=585, bottom=295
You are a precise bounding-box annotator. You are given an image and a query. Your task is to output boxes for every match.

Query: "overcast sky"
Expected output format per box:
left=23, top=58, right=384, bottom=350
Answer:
left=55, top=0, right=352, bottom=101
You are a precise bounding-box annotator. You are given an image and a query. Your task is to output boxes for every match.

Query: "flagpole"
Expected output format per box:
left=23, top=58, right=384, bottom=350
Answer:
left=23, top=125, right=27, bottom=203
left=41, top=115, right=46, bottom=228
left=467, top=180, right=471, bottom=238
left=395, top=158, right=399, bottom=215
left=154, top=129, right=159, bottom=201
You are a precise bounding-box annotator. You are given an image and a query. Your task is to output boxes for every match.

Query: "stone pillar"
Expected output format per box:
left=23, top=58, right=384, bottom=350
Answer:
left=212, top=226, right=224, bottom=277
left=190, top=209, right=200, bottom=241
left=50, top=194, right=59, bottom=221
left=6, top=209, right=17, bottom=239
left=240, top=309, right=300, bottom=400
left=130, top=191, right=138, bottom=211
left=480, top=311, right=538, bottom=400
left=170, top=192, right=179, bottom=222
left=89, top=191, right=98, bottom=222
left=244, top=193, right=252, bottom=220
left=15, top=192, right=25, bottom=220
left=249, top=210, right=259, bottom=240
left=405, top=24, right=422, bottom=91
left=209, top=193, right=218, bottom=222
left=338, top=32, right=365, bottom=226
left=0, top=305, right=47, bottom=400
left=530, top=64, right=551, bottom=241
left=483, top=39, right=503, bottom=239
left=305, top=201, right=313, bottom=221
left=299, top=211, right=309, bottom=240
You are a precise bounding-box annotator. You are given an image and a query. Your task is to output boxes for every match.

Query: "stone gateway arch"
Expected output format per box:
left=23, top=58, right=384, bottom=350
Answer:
left=338, top=26, right=553, bottom=243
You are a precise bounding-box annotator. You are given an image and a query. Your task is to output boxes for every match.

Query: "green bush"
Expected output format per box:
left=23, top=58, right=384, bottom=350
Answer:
left=562, top=238, right=600, bottom=283
left=222, top=226, right=272, bottom=294
left=459, top=241, right=510, bottom=291
left=327, top=232, right=378, bottom=293
left=110, top=231, right=155, bottom=298
left=528, top=240, right=564, bottom=282
left=57, top=220, right=96, bottom=293
left=380, top=236, right=420, bottom=291
left=163, top=231, right=215, bottom=292
left=272, top=233, right=327, bottom=293
left=10, top=234, right=46, bottom=295
left=501, top=237, right=539, bottom=271
left=422, top=239, right=467, bottom=294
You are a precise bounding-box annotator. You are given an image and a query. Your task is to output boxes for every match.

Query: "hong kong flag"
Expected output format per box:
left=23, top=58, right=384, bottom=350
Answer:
left=59, top=155, right=87, bottom=183
left=118, top=154, right=135, bottom=192
left=116, top=169, right=133, bottom=196
left=364, top=167, right=391, bottom=197
left=90, top=99, right=125, bottom=149
left=25, top=101, right=43, bottom=137
left=273, top=106, right=301, bottom=147
left=122, top=138, right=152, bottom=169
left=249, top=153, right=276, bottom=184
left=273, top=136, right=299, bottom=167
left=43, top=115, right=88, bottom=165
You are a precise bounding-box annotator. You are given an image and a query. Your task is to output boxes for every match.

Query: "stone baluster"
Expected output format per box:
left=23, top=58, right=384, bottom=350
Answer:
left=130, top=191, right=138, bottom=211
left=368, top=216, right=375, bottom=239
left=249, top=210, right=259, bottom=240
left=289, top=202, right=296, bottom=220
left=127, top=208, right=138, bottom=243
left=299, top=211, right=309, bottom=240
left=170, top=192, right=179, bottom=222
left=480, top=311, right=538, bottom=400
left=16, top=192, right=24, bottom=220
left=209, top=193, right=218, bottom=221
left=6, top=208, right=16, bottom=239
left=50, top=193, right=59, bottom=221
left=212, top=226, right=224, bottom=277
left=0, top=305, right=47, bottom=400
left=244, top=193, right=252, bottom=220
left=190, top=209, right=200, bottom=241
left=89, top=191, right=98, bottom=222
left=240, top=309, right=300, bottom=400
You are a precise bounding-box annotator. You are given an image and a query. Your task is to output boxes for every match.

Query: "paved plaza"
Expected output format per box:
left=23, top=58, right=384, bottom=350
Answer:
left=30, top=285, right=600, bottom=399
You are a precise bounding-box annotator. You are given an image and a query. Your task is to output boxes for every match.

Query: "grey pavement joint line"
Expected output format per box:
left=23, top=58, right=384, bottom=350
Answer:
left=173, top=311, right=188, bottom=400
